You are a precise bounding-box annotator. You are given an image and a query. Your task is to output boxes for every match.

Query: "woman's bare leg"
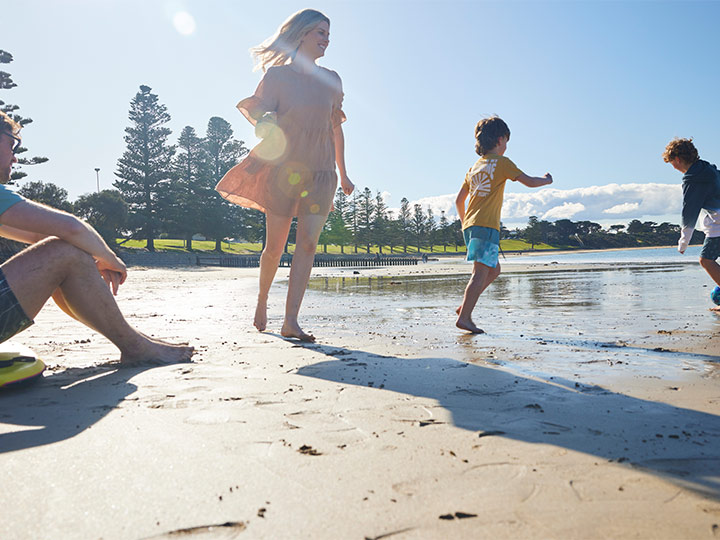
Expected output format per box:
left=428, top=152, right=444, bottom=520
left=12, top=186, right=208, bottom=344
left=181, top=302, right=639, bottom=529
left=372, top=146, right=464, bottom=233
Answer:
left=281, top=212, right=327, bottom=342
left=255, top=212, right=293, bottom=331
left=1, top=238, right=193, bottom=364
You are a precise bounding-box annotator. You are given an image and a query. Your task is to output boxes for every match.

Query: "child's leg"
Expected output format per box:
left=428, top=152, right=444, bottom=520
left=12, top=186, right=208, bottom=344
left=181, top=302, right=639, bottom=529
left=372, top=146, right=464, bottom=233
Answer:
left=456, top=262, right=501, bottom=333
left=700, top=257, right=720, bottom=287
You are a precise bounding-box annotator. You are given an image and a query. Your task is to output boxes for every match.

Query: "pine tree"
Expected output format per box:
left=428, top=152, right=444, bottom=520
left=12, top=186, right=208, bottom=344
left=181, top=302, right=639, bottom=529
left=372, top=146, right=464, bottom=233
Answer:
left=438, top=210, right=450, bottom=252
left=173, top=126, right=208, bottom=250
left=398, top=198, right=411, bottom=254
left=348, top=190, right=360, bottom=253
left=114, top=85, right=175, bottom=251
left=0, top=50, right=48, bottom=183
left=323, top=188, right=351, bottom=253
left=411, top=204, right=426, bottom=252
left=356, top=187, right=375, bottom=253
left=425, top=207, right=436, bottom=253
left=202, top=117, right=248, bottom=252
left=372, top=191, right=388, bottom=254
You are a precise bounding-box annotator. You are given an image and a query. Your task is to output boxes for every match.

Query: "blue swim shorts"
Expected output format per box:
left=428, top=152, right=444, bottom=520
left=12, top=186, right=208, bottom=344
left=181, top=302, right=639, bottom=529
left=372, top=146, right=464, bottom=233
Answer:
left=463, top=226, right=500, bottom=268
left=0, top=267, right=33, bottom=345
left=701, top=236, right=720, bottom=261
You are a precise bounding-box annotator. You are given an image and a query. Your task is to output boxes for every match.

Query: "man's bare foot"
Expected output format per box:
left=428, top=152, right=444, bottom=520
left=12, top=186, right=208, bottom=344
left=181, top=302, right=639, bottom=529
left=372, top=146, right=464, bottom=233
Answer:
left=281, top=321, right=315, bottom=342
left=254, top=298, right=268, bottom=332
left=456, top=317, right=484, bottom=334
left=120, top=337, right=194, bottom=365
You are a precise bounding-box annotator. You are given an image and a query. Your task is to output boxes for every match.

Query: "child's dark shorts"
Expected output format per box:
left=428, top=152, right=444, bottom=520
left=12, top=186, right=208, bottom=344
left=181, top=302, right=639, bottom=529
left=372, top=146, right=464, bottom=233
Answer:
left=0, top=268, right=33, bottom=344
left=701, top=236, right=720, bottom=261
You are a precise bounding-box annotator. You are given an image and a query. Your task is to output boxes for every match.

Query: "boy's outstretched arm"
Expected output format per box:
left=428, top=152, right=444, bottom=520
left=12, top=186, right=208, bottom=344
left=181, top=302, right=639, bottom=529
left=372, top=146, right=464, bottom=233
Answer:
left=515, top=173, right=553, bottom=188
left=456, top=184, right=469, bottom=222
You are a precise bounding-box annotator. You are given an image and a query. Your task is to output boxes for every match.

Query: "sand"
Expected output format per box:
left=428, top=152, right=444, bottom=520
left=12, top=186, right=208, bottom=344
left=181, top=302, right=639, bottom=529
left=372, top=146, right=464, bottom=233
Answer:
left=1, top=260, right=719, bottom=539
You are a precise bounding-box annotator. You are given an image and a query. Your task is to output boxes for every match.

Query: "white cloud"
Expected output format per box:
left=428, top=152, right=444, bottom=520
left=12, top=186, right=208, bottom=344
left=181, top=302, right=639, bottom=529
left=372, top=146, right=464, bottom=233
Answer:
left=542, top=202, right=586, bottom=220
left=603, top=202, right=640, bottom=215
left=391, top=182, right=682, bottom=225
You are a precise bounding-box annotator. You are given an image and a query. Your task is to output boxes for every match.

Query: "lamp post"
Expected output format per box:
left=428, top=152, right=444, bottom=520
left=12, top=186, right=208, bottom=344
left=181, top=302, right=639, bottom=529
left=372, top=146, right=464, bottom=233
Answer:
left=94, top=168, right=100, bottom=193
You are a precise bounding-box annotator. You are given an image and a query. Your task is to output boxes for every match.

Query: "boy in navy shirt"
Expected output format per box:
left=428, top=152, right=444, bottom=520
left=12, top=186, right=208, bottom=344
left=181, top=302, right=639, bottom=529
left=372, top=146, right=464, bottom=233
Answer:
left=664, top=137, right=720, bottom=311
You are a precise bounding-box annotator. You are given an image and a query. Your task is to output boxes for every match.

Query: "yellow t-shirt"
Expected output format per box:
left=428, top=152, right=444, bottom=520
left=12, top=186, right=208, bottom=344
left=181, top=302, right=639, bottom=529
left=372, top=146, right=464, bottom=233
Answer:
left=462, top=154, right=523, bottom=231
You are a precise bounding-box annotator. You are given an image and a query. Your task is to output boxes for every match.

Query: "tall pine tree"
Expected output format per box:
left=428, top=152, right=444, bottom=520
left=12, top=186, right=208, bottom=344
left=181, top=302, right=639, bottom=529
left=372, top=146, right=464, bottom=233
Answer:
left=0, top=50, right=48, bottom=183
left=356, top=187, right=375, bottom=253
left=173, top=126, right=208, bottom=250
left=202, top=117, right=248, bottom=252
left=114, top=85, right=175, bottom=251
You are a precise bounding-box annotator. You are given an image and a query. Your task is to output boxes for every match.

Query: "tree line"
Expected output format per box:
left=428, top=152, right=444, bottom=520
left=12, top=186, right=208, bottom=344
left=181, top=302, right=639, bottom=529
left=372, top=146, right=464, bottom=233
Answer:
left=3, top=49, right=699, bottom=255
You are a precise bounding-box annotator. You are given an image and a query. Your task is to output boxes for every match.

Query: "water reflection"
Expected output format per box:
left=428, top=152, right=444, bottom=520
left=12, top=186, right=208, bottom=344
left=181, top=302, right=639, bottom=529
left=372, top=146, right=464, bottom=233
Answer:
left=308, top=267, right=689, bottom=311
left=307, top=265, right=719, bottom=378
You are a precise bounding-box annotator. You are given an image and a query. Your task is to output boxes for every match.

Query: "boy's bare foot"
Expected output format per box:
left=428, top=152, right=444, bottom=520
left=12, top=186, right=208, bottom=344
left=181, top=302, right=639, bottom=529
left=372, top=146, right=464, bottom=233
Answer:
left=711, top=306, right=720, bottom=313
left=281, top=321, right=316, bottom=342
left=120, top=338, right=194, bottom=365
left=456, top=317, right=485, bottom=334
left=254, top=298, right=268, bottom=332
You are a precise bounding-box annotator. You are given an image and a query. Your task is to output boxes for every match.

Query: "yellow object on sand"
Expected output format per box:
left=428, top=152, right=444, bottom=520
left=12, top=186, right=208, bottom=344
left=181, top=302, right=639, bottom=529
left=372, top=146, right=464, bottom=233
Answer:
left=0, top=344, right=45, bottom=388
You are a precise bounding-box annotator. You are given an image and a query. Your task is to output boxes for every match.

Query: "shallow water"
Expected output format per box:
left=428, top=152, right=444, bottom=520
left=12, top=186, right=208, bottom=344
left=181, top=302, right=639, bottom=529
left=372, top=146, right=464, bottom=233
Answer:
left=306, top=258, right=720, bottom=384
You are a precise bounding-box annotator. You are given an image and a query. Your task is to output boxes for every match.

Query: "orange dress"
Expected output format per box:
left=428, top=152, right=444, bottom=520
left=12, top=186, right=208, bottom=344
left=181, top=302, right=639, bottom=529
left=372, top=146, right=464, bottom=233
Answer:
left=215, top=64, right=346, bottom=217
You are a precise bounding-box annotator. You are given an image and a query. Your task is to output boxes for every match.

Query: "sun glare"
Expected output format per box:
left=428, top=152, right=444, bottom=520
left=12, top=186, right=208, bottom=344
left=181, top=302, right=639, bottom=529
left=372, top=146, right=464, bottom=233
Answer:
left=173, top=11, right=196, bottom=36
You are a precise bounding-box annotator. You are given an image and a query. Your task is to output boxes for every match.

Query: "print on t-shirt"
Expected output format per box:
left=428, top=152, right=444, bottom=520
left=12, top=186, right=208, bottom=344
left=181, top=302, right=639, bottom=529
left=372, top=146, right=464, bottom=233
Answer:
left=468, top=159, right=497, bottom=199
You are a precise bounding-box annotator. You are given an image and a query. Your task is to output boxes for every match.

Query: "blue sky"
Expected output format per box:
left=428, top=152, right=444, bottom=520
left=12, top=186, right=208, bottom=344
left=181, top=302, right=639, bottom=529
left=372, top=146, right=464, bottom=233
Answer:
left=4, top=0, right=720, bottom=227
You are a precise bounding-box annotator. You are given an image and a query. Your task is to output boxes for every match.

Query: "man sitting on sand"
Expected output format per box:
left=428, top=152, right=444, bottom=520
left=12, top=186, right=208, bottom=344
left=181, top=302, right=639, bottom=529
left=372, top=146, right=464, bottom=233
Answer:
left=0, top=111, right=193, bottom=363
left=664, top=137, right=720, bottom=312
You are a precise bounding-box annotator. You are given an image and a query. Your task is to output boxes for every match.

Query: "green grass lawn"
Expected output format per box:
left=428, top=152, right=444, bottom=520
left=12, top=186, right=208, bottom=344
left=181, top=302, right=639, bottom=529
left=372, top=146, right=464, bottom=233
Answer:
left=117, top=238, right=557, bottom=255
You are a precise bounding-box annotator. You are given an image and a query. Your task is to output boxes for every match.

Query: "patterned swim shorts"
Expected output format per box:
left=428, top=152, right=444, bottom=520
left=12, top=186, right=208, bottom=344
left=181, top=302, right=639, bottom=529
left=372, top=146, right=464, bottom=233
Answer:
left=701, top=236, right=720, bottom=261
left=463, top=226, right=500, bottom=268
left=0, top=267, right=33, bottom=344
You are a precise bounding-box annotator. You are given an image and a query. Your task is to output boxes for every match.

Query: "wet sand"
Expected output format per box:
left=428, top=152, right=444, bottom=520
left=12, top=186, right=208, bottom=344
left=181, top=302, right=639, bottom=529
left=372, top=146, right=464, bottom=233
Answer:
left=1, top=261, right=719, bottom=539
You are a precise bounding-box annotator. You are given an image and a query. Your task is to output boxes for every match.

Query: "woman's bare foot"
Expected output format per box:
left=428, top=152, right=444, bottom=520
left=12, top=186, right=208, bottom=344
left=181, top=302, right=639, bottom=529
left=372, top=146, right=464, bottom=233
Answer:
left=120, top=336, right=194, bottom=365
left=254, top=297, right=268, bottom=332
left=281, top=321, right=315, bottom=342
left=456, top=317, right=484, bottom=334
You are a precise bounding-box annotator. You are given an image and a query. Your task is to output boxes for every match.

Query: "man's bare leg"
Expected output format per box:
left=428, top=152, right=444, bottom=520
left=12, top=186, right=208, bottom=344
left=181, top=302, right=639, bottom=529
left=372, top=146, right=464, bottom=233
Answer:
left=281, top=213, right=326, bottom=342
left=456, top=262, right=501, bottom=333
left=2, top=238, right=193, bottom=364
left=255, top=212, right=293, bottom=331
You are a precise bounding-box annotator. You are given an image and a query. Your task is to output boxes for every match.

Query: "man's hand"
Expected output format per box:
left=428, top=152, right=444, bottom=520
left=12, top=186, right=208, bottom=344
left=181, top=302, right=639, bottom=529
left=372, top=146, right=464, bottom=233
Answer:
left=341, top=175, right=355, bottom=195
left=95, top=256, right=127, bottom=295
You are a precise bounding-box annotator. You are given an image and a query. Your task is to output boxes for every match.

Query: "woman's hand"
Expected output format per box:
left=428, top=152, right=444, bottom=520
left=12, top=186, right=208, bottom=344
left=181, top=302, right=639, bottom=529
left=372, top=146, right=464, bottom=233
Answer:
left=340, top=175, right=355, bottom=195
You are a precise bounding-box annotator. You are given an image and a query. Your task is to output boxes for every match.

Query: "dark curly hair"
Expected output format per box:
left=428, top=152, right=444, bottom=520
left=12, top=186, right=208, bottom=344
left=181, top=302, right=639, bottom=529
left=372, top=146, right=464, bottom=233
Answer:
left=475, top=116, right=510, bottom=156
left=663, top=137, right=698, bottom=165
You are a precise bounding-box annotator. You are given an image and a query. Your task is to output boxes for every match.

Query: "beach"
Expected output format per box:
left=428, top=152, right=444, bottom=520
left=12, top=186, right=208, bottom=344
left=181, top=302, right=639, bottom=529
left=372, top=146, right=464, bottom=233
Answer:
left=1, top=255, right=719, bottom=539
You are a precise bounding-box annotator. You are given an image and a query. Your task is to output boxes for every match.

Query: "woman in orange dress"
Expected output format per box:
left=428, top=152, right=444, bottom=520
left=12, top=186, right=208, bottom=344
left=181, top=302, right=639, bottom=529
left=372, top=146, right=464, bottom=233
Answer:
left=216, top=9, right=354, bottom=342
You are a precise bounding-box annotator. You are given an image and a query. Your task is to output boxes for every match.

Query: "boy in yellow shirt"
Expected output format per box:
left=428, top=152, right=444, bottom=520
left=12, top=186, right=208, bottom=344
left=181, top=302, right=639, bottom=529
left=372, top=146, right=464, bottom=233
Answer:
left=455, top=117, right=553, bottom=333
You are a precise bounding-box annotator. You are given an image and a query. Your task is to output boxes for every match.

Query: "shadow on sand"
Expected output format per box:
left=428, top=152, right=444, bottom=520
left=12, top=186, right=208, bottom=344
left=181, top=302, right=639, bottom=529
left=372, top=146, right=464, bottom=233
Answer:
left=295, top=343, right=720, bottom=499
left=0, top=364, right=146, bottom=454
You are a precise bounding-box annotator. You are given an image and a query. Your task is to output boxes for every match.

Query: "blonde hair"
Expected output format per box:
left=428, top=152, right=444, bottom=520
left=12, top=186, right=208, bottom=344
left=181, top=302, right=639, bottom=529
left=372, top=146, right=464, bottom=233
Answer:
left=251, top=9, right=330, bottom=72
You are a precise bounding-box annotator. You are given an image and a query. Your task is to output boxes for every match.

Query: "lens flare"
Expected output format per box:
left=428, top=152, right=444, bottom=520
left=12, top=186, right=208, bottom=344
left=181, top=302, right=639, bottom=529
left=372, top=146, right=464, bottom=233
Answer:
left=173, top=12, right=196, bottom=36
